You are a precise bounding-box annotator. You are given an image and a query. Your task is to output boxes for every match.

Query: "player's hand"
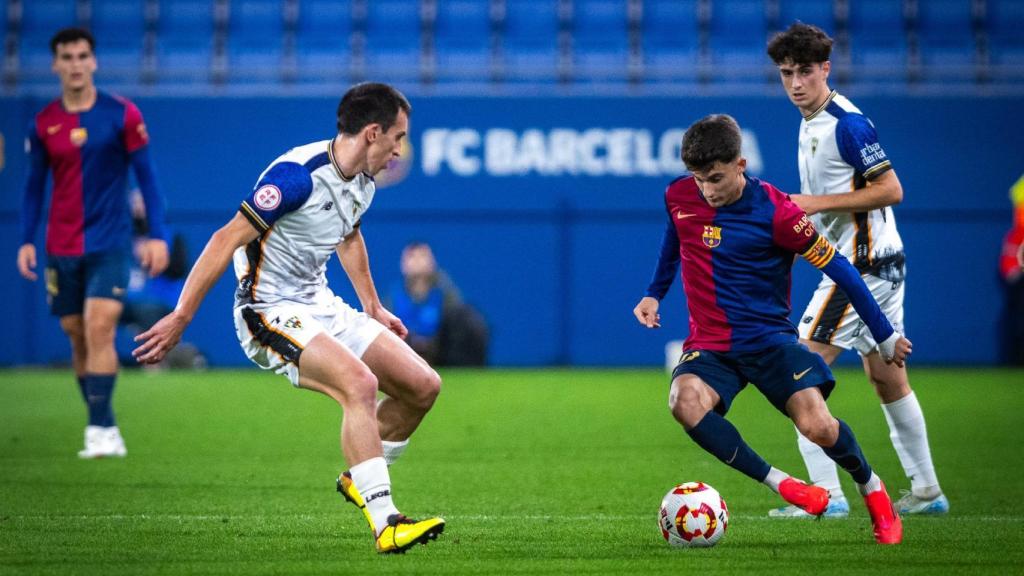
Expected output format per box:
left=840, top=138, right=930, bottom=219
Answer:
left=878, top=331, right=912, bottom=368
left=139, top=238, right=170, bottom=277
left=633, top=296, right=661, bottom=328
left=789, top=194, right=822, bottom=216
left=133, top=310, right=189, bottom=364
left=17, top=244, right=38, bottom=281
left=368, top=304, right=409, bottom=339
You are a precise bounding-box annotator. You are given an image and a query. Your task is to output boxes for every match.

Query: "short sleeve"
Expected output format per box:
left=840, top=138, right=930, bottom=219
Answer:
left=835, top=114, right=892, bottom=180
left=122, top=100, right=150, bottom=153
left=772, top=192, right=821, bottom=254
left=239, top=162, right=313, bottom=233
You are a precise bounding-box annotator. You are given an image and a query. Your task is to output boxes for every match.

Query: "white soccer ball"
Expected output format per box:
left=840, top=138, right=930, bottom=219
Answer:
left=659, top=481, right=729, bottom=548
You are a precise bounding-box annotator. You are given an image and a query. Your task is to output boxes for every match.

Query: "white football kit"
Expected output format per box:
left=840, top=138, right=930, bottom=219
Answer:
left=796, top=91, right=905, bottom=354
left=232, top=138, right=385, bottom=385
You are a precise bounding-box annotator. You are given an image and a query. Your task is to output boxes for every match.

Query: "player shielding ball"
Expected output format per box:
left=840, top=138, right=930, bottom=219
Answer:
left=634, top=114, right=907, bottom=544
left=766, top=23, right=947, bottom=517
left=133, top=83, right=444, bottom=554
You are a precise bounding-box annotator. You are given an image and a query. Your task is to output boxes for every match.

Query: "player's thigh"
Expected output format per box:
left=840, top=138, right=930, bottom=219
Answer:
left=800, top=338, right=843, bottom=364
left=861, top=350, right=911, bottom=402
left=360, top=328, right=440, bottom=403
left=83, top=297, right=124, bottom=339
left=745, top=343, right=834, bottom=417
left=669, top=350, right=742, bottom=416
left=297, top=332, right=378, bottom=404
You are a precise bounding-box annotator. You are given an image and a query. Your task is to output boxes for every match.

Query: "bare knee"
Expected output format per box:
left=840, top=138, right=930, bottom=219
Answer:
left=60, top=317, right=86, bottom=350
left=407, top=368, right=441, bottom=413
left=669, top=380, right=710, bottom=428
left=326, top=368, right=379, bottom=409
left=83, top=317, right=117, bottom=349
left=794, top=412, right=838, bottom=446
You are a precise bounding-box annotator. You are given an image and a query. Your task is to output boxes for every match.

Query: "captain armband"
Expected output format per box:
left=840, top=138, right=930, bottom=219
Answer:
left=801, top=235, right=836, bottom=269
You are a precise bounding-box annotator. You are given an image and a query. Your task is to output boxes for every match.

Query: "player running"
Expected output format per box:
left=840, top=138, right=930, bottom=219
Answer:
left=17, top=28, right=169, bottom=459
left=133, top=83, right=444, bottom=554
left=634, top=114, right=906, bottom=544
left=766, top=23, right=947, bottom=517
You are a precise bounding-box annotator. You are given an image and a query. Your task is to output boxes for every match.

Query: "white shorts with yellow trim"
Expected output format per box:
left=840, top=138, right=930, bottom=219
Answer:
left=233, top=296, right=387, bottom=386
left=798, top=274, right=905, bottom=356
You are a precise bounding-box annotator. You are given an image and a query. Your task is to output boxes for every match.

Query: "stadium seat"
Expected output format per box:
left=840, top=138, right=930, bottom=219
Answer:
left=707, top=0, right=771, bottom=81
left=155, top=0, right=216, bottom=83
left=776, top=0, right=835, bottom=35
left=501, top=0, right=561, bottom=82
left=641, top=0, right=699, bottom=83
left=572, top=0, right=630, bottom=82
left=91, top=0, right=146, bottom=84
left=228, top=0, right=285, bottom=82
left=848, top=0, right=909, bottom=82
left=363, top=0, right=423, bottom=82
left=18, top=0, right=79, bottom=81
left=987, top=0, right=1024, bottom=82
left=434, top=0, right=494, bottom=82
left=916, top=0, right=977, bottom=81
left=294, top=0, right=353, bottom=83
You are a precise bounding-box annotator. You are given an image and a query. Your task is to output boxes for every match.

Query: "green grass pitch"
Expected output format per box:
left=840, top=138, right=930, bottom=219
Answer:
left=2, top=367, right=1023, bottom=574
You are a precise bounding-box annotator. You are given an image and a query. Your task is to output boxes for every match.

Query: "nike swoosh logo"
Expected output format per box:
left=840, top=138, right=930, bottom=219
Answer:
left=793, top=367, right=813, bottom=380
left=676, top=212, right=696, bottom=219
left=725, top=447, right=739, bottom=464
left=47, top=124, right=62, bottom=135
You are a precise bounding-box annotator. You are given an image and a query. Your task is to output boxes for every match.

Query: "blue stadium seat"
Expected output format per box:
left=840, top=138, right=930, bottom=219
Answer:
left=363, top=0, right=423, bottom=82
left=848, top=0, right=908, bottom=82
left=988, top=0, right=1024, bottom=82
left=155, top=0, right=215, bottom=83
left=641, top=0, right=698, bottom=82
left=776, top=0, right=835, bottom=35
left=434, top=0, right=493, bottom=81
left=294, top=0, right=352, bottom=82
left=502, top=0, right=560, bottom=81
left=916, top=0, right=976, bottom=81
left=228, top=0, right=285, bottom=81
left=19, top=0, right=78, bottom=79
left=92, top=0, right=147, bottom=84
left=572, top=0, right=630, bottom=81
left=707, top=0, right=770, bottom=79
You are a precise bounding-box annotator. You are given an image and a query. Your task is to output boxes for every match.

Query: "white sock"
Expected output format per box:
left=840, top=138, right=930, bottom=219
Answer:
left=857, top=471, right=883, bottom=496
left=382, top=439, right=409, bottom=466
left=881, top=391, right=941, bottom=497
left=762, top=467, right=789, bottom=493
left=796, top=427, right=845, bottom=499
left=349, top=456, right=400, bottom=534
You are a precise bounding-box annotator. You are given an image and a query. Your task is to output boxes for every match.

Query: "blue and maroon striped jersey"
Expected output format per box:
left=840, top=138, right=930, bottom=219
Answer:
left=21, top=90, right=165, bottom=256
left=645, top=175, right=893, bottom=353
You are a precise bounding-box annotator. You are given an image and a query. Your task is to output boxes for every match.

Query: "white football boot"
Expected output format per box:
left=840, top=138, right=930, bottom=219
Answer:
left=77, top=426, right=127, bottom=459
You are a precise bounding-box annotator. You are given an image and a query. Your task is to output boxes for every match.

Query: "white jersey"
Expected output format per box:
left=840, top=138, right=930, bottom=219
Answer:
left=798, top=91, right=904, bottom=282
left=232, top=138, right=375, bottom=307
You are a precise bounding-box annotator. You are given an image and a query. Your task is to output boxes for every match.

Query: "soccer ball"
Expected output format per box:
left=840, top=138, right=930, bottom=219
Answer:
left=659, top=481, right=729, bottom=548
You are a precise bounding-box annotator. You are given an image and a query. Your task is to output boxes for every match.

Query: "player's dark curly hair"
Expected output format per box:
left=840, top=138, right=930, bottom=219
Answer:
left=767, top=22, right=833, bottom=65
left=681, top=114, right=742, bottom=173
left=336, top=82, right=412, bottom=136
left=50, top=27, right=95, bottom=55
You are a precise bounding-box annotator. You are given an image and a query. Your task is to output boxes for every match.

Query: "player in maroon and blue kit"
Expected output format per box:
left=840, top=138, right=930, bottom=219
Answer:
left=633, top=115, right=909, bottom=544
left=16, top=28, right=169, bottom=459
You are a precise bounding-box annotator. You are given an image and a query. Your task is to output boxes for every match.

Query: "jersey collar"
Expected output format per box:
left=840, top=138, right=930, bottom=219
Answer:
left=327, top=136, right=356, bottom=181
left=803, top=89, right=838, bottom=121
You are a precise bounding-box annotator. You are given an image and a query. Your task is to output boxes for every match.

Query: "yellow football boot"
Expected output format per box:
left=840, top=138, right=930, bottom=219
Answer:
left=375, top=514, right=445, bottom=554
left=336, top=471, right=376, bottom=533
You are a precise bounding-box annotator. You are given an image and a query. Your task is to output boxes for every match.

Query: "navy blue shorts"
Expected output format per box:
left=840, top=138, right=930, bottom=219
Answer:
left=45, top=250, right=130, bottom=317
left=670, top=343, right=835, bottom=417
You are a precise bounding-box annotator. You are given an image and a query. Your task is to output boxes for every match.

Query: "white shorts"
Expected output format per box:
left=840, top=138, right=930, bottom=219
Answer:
left=798, top=274, right=905, bottom=356
left=233, top=296, right=386, bottom=386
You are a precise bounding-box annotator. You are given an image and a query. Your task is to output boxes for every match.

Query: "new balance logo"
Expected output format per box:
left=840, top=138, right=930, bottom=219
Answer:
left=364, top=489, right=391, bottom=504
left=322, top=201, right=334, bottom=211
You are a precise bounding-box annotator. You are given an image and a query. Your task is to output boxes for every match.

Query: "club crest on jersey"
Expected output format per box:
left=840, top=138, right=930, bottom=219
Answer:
left=254, top=184, right=282, bottom=211
left=284, top=316, right=302, bottom=330
left=70, top=127, right=88, bottom=147
left=702, top=225, right=722, bottom=248
left=811, top=136, right=819, bottom=156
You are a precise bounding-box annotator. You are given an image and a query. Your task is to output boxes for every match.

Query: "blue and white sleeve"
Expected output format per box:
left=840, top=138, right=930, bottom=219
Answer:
left=836, top=114, right=892, bottom=181
left=644, top=216, right=681, bottom=300
left=238, top=162, right=313, bottom=233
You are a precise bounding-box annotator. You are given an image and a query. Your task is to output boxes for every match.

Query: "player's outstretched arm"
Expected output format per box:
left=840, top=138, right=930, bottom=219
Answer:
left=336, top=227, right=408, bottom=339
left=133, top=212, right=259, bottom=363
left=634, top=296, right=661, bottom=328
left=790, top=168, right=903, bottom=216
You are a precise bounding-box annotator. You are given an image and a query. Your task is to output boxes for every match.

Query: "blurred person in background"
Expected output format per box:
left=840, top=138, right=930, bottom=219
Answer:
left=1000, top=175, right=1024, bottom=365
left=16, top=28, right=169, bottom=459
left=388, top=242, right=488, bottom=366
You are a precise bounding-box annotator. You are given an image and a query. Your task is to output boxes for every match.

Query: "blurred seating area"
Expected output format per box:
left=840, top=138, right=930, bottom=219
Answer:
left=3, top=0, right=1020, bottom=93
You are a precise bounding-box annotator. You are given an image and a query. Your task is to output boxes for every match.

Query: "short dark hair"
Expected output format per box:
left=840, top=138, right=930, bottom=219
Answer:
left=336, top=82, right=412, bottom=135
left=50, top=27, right=95, bottom=55
left=681, top=114, right=743, bottom=173
left=767, top=22, right=833, bottom=65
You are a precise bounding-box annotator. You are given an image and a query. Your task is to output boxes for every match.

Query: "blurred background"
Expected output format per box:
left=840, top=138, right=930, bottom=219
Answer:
left=2, top=0, right=1023, bottom=368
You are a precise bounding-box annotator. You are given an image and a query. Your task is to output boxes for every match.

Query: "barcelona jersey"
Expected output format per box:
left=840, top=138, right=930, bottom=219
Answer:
left=646, top=175, right=848, bottom=353
left=21, top=90, right=165, bottom=256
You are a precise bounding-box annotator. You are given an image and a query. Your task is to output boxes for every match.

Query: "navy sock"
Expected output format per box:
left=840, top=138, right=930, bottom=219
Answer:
left=686, top=411, right=771, bottom=482
left=84, top=374, right=117, bottom=428
left=822, top=419, right=873, bottom=485
left=76, top=375, right=88, bottom=403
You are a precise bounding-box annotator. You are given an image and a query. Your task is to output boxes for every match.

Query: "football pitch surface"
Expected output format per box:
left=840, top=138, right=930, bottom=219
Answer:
left=1, top=367, right=1022, bottom=575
